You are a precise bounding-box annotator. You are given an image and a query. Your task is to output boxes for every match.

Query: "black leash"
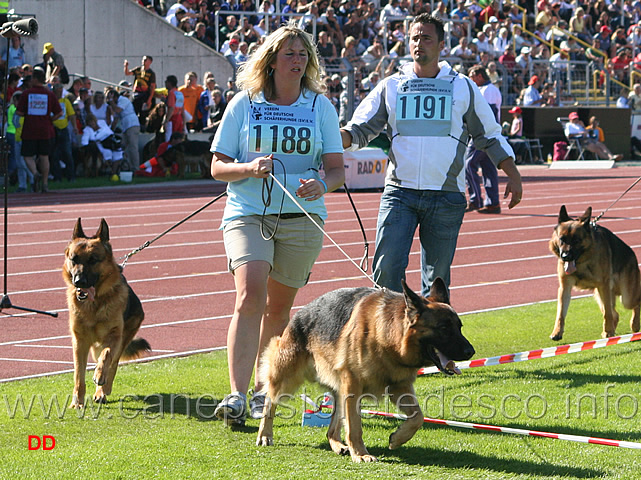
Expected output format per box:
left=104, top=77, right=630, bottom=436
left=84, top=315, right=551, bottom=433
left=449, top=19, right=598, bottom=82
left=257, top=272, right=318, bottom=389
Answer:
left=260, top=157, right=286, bottom=241
left=592, top=175, right=641, bottom=225
left=120, top=190, right=227, bottom=268
left=343, top=183, right=370, bottom=272
left=268, top=171, right=378, bottom=285
left=262, top=157, right=370, bottom=272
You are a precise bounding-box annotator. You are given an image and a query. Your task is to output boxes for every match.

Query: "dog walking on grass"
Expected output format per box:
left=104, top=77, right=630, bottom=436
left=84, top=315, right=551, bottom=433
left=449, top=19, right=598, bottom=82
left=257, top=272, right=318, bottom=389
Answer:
left=256, top=278, right=475, bottom=462
left=63, top=218, right=150, bottom=408
left=549, top=205, right=641, bottom=341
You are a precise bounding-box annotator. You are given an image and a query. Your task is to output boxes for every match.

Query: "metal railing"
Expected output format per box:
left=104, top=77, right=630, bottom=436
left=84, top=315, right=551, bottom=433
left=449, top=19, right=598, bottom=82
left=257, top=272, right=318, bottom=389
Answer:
left=71, top=73, right=133, bottom=93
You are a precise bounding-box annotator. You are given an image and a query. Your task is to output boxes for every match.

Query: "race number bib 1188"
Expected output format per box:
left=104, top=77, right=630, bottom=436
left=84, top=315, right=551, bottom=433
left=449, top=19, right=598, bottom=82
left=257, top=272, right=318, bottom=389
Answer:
left=248, top=104, right=316, bottom=174
left=395, top=78, right=453, bottom=137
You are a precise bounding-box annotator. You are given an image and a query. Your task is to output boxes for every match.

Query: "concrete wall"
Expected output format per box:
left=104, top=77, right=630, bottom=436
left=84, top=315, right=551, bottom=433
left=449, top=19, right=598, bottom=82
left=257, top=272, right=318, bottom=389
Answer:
left=12, top=0, right=234, bottom=89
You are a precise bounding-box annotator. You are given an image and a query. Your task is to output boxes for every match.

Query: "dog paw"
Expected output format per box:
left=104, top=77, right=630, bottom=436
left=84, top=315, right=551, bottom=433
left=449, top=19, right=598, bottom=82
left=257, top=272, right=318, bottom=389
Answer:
left=69, top=394, right=84, bottom=409
left=328, top=439, right=349, bottom=456
left=351, top=454, right=378, bottom=463
left=93, top=391, right=108, bottom=404
left=256, top=435, right=273, bottom=447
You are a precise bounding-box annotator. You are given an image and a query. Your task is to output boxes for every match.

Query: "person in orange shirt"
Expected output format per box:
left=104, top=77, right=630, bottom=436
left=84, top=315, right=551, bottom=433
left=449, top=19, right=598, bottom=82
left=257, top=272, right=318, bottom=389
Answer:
left=587, top=116, right=605, bottom=142
left=178, top=71, right=204, bottom=131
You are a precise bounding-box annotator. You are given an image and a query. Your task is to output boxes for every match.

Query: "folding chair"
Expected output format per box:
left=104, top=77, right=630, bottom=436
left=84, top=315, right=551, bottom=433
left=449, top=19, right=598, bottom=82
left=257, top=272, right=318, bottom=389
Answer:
left=556, top=117, right=594, bottom=160
left=523, top=138, right=543, bottom=164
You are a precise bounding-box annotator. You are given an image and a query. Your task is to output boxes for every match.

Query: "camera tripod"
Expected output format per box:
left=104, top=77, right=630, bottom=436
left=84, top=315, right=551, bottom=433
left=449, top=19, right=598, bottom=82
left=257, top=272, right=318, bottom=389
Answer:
left=0, top=16, right=57, bottom=318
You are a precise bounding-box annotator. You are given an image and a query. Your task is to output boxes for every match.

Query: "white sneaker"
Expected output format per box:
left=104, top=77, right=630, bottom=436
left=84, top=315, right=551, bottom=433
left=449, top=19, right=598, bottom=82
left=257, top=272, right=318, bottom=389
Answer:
left=249, top=390, right=267, bottom=419
left=215, top=391, right=247, bottom=427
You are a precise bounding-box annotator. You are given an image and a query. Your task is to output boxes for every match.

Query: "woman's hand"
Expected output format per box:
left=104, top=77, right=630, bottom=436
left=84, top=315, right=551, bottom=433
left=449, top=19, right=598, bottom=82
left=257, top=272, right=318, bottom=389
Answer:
left=249, top=154, right=273, bottom=178
left=296, top=178, right=326, bottom=201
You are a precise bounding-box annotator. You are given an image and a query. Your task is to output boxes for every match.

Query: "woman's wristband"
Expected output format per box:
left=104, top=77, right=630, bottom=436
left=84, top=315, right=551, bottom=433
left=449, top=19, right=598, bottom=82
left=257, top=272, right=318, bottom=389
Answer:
left=319, top=178, right=328, bottom=194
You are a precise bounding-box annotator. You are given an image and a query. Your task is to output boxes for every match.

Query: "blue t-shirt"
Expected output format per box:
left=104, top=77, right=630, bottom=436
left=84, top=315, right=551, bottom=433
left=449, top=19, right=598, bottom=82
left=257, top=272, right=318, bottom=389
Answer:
left=211, top=89, right=343, bottom=226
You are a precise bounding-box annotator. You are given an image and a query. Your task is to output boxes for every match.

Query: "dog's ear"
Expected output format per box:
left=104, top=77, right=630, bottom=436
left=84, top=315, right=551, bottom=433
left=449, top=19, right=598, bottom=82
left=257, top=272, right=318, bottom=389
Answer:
left=427, top=277, right=450, bottom=305
left=72, top=218, right=86, bottom=239
left=402, top=279, right=424, bottom=316
left=579, top=207, right=592, bottom=225
left=95, top=219, right=110, bottom=243
left=558, top=205, right=572, bottom=223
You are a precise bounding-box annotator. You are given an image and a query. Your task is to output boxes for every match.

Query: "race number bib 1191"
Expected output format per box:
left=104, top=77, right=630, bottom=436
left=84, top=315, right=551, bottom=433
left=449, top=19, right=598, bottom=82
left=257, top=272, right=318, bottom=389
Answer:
left=248, top=104, right=316, bottom=174
left=395, top=78, right=453, bottom=137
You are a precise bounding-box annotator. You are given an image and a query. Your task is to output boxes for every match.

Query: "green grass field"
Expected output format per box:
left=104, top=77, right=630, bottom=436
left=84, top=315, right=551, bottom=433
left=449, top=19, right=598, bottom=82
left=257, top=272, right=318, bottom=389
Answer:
left=1, top=297, right=640, bottom=479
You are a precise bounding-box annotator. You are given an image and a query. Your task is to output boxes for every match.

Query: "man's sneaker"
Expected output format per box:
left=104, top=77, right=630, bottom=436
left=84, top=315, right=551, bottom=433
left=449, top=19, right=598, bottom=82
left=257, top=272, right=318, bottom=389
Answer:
left=248, top=390, right=267, bottom=419
left=215, top=391, right=247, bottom=427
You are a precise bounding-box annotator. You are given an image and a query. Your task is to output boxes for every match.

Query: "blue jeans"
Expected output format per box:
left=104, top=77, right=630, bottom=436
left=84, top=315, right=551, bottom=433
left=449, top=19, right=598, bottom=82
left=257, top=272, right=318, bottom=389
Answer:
left=372, top=185, right=466, bottom=297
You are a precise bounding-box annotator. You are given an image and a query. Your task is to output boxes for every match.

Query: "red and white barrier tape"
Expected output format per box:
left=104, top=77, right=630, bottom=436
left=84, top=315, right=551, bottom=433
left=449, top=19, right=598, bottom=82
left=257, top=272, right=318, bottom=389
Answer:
left=418, top=332, right=641, bottom=376
left=302, top=397, right=641, bottom=449
left=359, top=409, right=641, bottom=449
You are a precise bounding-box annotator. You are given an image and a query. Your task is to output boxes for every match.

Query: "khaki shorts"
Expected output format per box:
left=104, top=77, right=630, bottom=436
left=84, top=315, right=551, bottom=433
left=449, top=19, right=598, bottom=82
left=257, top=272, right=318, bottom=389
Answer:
left=223, top=214, right=324, bottom=288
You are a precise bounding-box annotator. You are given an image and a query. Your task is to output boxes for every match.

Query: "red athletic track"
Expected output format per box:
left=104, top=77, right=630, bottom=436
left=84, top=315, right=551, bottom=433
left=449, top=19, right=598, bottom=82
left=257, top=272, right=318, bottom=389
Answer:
left=1, top=166, right=640, bottom=383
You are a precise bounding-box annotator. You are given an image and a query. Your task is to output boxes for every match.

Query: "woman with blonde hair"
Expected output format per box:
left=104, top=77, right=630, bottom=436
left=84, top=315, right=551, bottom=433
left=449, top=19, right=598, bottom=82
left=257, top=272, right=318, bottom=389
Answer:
left=341, top=35, right=363, bottom=69
left=211, top=22, right=344, bottom=427
left=569, top=7, right=592, bottom=43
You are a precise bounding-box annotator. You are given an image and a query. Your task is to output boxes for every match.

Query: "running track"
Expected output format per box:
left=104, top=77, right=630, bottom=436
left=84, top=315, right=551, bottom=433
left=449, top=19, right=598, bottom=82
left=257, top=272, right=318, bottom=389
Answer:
left=1, top=166, right=640, bottom=383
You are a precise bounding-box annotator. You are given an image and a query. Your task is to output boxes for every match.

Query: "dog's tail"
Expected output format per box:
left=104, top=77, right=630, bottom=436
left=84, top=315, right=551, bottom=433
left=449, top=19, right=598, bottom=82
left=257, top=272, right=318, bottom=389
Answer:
left=122, top=338, right=152, bottom=361
left=257, top=333, right=309, bottom=403
left=257, top=336, right=282, bottom=394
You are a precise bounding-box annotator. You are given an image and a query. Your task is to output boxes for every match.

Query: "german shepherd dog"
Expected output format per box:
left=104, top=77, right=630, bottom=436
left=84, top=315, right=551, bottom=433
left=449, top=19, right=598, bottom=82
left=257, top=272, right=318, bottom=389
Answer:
left=549, top=205, right=641, bottom=341
left=256, top=278, right=475, bottom=462
left=63, top=218, right=150, bottom=408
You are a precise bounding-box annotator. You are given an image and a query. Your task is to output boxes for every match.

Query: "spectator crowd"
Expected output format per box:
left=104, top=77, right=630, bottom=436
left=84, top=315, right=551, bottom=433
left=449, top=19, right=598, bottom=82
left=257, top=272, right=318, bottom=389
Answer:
left=134, top=0, right=641, bottom=111
left=4, top=0, right=641, bottom=190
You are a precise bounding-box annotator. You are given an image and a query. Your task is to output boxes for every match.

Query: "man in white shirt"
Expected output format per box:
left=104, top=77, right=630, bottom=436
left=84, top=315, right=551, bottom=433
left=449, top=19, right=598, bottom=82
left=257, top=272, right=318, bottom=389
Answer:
left=472, top=30, right=492, bottom=56
left=340, top=14, right=522, bottom=295
left=628, top=83, right=641, bottom=112
left=451, top=36, right=477, bottom=63
left=165, top=0, right=197, bottom=27
left=379, top=0, right=403, bottom=24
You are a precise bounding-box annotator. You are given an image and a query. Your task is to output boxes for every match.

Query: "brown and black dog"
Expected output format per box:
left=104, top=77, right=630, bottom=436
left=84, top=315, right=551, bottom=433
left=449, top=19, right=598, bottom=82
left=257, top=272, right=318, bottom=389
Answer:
left=63, top=218, right=150, bottom=408
left=256, top=278, right=475, bottom=462
left=549, top=205, right=641, bottom=340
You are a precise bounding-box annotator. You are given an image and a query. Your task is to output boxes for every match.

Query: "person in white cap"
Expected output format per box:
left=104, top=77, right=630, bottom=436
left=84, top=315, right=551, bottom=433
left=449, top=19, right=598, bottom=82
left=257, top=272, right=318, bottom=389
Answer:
left=515, top=46, right=532, bottom=72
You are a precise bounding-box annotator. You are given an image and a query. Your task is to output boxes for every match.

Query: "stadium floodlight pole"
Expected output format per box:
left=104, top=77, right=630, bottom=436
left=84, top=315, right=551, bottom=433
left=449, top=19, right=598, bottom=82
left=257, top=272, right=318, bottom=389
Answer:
left=0, top=16, right=57, bottom=318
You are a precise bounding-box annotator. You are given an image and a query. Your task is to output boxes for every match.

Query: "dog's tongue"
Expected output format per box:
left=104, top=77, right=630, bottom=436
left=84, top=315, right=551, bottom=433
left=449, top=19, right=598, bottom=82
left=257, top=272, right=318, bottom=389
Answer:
left=437, top=351, right=461, bottom=375
left=77, top=287, right=95, bottom=302
left=564, top=261, right=577, bottom=275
